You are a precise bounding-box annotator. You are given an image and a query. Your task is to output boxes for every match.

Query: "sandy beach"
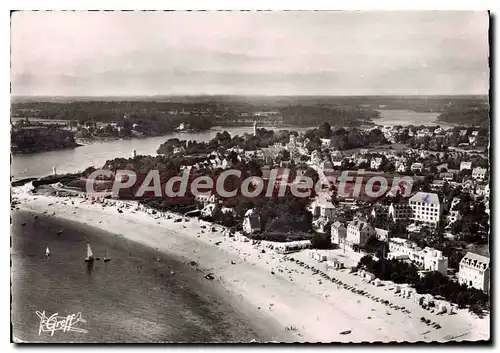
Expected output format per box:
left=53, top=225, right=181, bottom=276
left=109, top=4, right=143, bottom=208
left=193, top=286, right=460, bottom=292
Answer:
left=12, top=186, right=490, bottom=343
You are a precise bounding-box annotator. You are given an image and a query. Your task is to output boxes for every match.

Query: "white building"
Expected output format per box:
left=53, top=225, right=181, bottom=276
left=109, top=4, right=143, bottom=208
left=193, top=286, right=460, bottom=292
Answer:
left=388, top=238, right=449, bottom=274
left=331, top=221, right=347, bottom=245
left=440, top=172, right=454, bottom=182
left=331, top=155, right=343, bottom=167
left=309, top=150, right=322, bottom=166
left=460, top=161, right=472, bottom=171
left=396, top=161, right=406, bottom=173
left=195, top=193, right=216, bottom=207
left=472, top=167, right=487, bottom=180
left=321, top=137, right=334, bottom=148
left=458, top=252, right=490, bottom=293
left=408, top=192, right=442, bottom=226
left=475, top=183, right=490, bottom=198
left=371, top=157, right=383, bottom=170
left=311, top=196, right=335, bottom=221
left=345, top=219, right=376, bottom=248
left=356, top=157, right=369, bottom=166
left=410, top=162, right=423, bottom=172
left=447, top=210, right=461, bottom=225
left=173, top=146, right=185, bottom=154
left=374, top=227, right=389, bottom=241
left=243, top=209, right=261, bottom=234
left=273, top=240, right=311, bottom=254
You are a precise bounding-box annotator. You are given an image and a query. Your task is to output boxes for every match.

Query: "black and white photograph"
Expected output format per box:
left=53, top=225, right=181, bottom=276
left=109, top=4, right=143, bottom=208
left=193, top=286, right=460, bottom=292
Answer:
left=10, top=10, right=491, bottom=343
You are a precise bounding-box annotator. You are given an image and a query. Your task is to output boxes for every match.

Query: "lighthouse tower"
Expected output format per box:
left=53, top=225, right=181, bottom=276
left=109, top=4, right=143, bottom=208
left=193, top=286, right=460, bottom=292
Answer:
left=253, top=120, right=257, bottom=137
left=132, top=149, right=137, bottom=159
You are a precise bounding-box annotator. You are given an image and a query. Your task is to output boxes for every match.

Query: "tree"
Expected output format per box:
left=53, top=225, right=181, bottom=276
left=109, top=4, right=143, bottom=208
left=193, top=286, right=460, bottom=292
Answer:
left=310, top=233, right=331, bottom=249
left=318, top=122, right=332, bottom=139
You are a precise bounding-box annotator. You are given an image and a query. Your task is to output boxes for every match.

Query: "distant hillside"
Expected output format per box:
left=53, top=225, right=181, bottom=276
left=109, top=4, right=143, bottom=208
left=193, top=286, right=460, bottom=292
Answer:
left=279, top=105, right=378, bottom=127
left=11, top=127, right=80, bottom=154
left=437, top=104, right=490, bottom=127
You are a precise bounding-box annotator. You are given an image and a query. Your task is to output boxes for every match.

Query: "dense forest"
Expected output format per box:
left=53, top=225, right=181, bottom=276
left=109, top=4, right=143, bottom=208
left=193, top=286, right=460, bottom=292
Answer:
left=279, top=105, right=379, bottom=127
left=11, top=101, right=216, bottom=133
left=437, top=104, right=490, bottom=127
left=11, top=127, right=80, bottom=154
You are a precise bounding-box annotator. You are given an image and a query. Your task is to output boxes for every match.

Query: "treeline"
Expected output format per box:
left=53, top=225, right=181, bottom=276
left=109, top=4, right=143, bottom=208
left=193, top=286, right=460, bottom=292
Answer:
left=303, top=123, right=388, bottom=150
left=358, top=256, right=489, bottom=316
left=279, top=105, right=379, bottom=127
left=11, top=101, right=216, bottom=133
left=157, top=128, right=291, bottom=155
left=96, top=148, right=318, bottom=238
left=11, top=127, right=80, bottom=154
left=437, top=105, right=490, bottom=127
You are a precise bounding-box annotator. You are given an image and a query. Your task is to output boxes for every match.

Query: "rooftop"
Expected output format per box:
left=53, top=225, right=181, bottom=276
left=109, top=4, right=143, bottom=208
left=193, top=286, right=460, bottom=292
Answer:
left=461, top=252, right=490, bottom=268
left=409, top=192, right=440, bottom=204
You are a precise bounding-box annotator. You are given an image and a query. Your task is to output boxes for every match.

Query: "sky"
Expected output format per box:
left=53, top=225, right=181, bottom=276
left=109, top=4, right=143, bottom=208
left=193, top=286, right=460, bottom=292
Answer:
left=11, top=11, right=490, bottom=96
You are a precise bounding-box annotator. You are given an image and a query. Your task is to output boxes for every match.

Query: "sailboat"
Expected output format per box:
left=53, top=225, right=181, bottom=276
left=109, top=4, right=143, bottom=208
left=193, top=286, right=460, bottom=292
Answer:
left=45, top=247, right=50, bottom=258
left=84, top=244, right=94, bottom=262
left=103, top=249, right=111, bottom=262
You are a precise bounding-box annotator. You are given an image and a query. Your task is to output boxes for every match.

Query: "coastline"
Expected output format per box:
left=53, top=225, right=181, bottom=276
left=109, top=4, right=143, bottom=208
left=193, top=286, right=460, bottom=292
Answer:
left=11, top=209, right=283, bottom=343
left=12, top=188, right=490, bottom=343
left=11, top=142, right=83, bottom=156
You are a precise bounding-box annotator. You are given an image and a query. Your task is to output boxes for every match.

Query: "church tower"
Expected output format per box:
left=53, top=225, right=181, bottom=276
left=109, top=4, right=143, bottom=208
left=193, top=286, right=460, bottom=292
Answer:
left=253, top=120, right=257, bottom=137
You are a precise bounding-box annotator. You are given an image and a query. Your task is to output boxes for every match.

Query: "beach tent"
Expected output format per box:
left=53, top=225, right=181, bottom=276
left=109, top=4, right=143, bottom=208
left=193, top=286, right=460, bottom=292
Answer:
left=365, top=272, right=376, bottom=282
left=401, top=287, right=416, bottom=298
left=436, top=303, right=447, bottom=314
left=415, top=294, right=425, bottom=306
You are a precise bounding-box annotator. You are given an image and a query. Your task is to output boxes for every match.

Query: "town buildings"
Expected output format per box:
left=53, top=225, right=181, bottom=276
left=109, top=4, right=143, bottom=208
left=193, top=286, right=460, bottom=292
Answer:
left=344, top=219, right=376, bottom=248
left=410, top=162, right=423, bottom=172
left=460, top=161, right=472, bottom=171
left=472, top=167, right=487, bottom=180
left=458, top=252, right=490, bottom=293
left=388, top=201, right=412, bottom=221
left=370, top=157, right=383, bottom=170
left=330, top=221, right=347, bottom=245
left=388, top=237, right=449, bottom=274
left=408, top=192, right=442, bottom=226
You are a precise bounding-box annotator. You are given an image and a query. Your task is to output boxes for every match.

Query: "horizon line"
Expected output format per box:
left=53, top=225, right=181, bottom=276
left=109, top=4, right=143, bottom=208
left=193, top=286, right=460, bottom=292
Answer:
left=11, top=93, right=489, bottom=98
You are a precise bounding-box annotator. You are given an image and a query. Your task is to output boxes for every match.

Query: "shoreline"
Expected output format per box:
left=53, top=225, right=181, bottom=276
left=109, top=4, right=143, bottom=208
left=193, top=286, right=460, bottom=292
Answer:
left=12, top=188, right=490, bottom=343
left=11, top=209, right=282, bottom=343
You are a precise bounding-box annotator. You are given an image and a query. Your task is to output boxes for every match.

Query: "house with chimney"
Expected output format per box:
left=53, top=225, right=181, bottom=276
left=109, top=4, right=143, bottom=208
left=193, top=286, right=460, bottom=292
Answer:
left=345, top=219, right=377, bottom=248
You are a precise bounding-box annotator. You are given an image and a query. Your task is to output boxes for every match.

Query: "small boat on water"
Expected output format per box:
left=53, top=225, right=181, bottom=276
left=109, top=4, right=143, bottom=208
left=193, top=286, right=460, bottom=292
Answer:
left=45, top=247, right=50, bottom=257
left=103, top=249, right=111, bottom=262
left=84, top=244, right=94, bottom=262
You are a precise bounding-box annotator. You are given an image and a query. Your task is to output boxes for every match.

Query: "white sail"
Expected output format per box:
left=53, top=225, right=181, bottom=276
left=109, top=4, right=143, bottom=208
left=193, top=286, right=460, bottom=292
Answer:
left=87, top=244, right=93, bottom=258
left=46, top=247, right=50, bottom=256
